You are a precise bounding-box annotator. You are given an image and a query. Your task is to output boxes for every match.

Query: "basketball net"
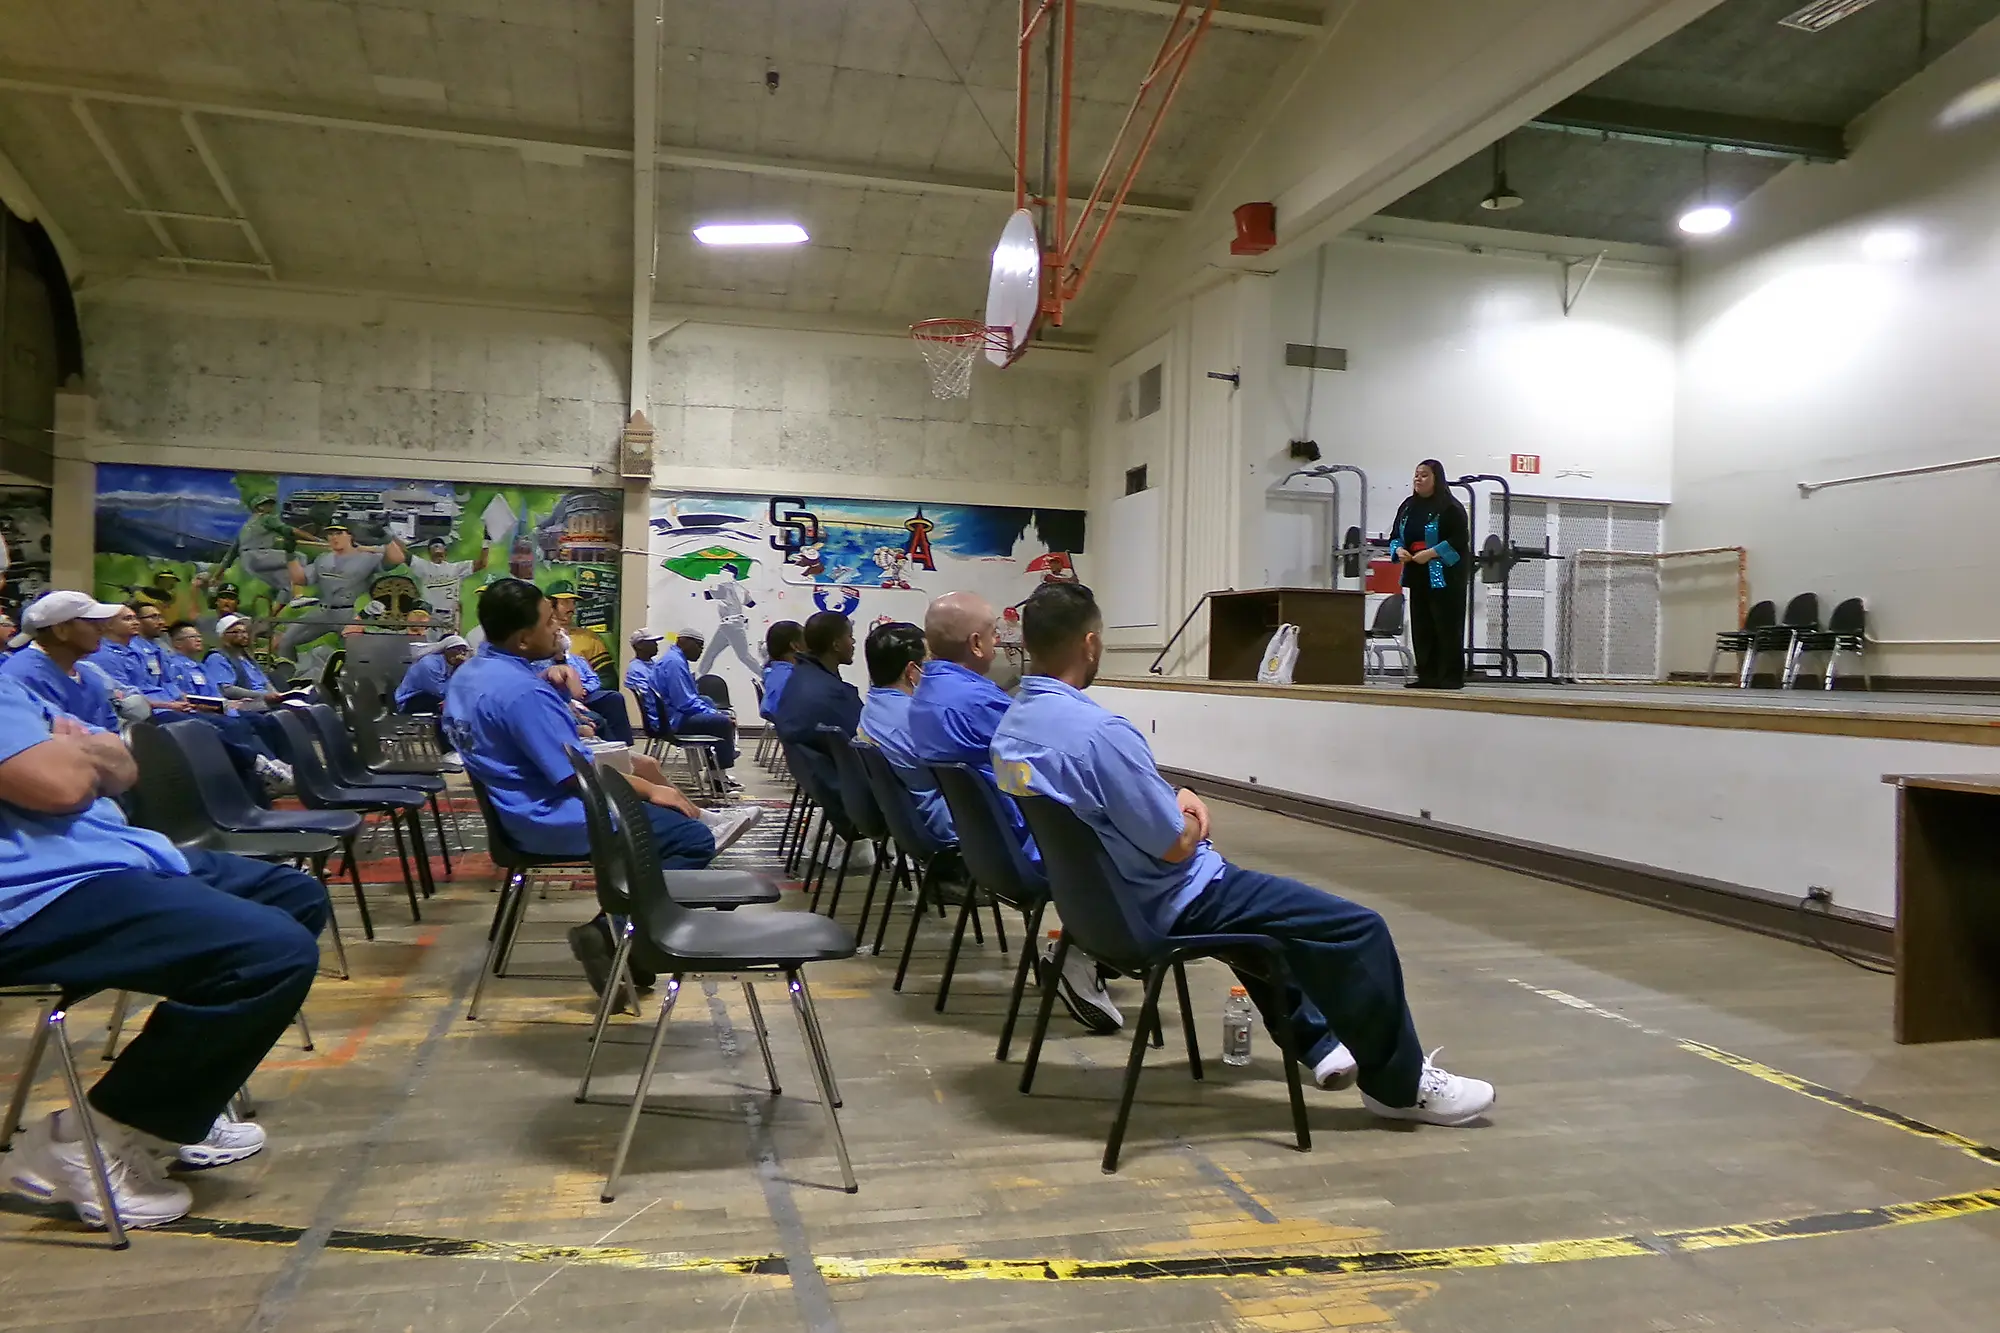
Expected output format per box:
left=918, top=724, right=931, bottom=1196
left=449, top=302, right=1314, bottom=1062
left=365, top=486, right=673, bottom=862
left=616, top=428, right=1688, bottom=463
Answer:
left=910, top=319, right=1010, bottom=399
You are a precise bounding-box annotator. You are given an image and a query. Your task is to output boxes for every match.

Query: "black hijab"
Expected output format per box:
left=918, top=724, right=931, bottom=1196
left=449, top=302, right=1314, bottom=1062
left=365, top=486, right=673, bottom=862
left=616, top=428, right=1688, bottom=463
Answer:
left=1396, top=459, right=1463, bottom=535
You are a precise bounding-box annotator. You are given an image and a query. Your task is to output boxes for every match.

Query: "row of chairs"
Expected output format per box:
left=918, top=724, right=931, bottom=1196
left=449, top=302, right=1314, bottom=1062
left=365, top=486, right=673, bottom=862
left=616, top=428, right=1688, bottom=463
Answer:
left=1708, top=594, right=1870, bottom=690
left=763, top=727, right=1311, bottom=1174
left=2, top=693, right=460, bottom=1246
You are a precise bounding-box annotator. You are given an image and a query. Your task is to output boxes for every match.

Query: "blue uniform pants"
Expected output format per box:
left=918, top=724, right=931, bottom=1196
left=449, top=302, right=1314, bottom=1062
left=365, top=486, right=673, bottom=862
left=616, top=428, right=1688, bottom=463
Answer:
left=0, top=850, right=326, bottom=1145
left=581, top=690, right=633, bottom=745
left=1171, top=864, right=1424, bottom=1107
left=671, top=711, right=737, bottom=770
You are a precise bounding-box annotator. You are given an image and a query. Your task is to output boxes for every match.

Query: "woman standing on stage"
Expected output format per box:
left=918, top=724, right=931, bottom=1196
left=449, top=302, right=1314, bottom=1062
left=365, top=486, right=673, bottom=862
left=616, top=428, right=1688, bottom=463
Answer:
left=1388, top=459, right=1470, bottom=690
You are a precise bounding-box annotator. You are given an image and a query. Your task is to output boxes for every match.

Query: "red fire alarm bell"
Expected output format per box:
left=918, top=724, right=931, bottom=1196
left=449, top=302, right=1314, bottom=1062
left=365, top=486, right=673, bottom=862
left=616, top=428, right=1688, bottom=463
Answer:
left=1231, top=202, right=1276, bottom=256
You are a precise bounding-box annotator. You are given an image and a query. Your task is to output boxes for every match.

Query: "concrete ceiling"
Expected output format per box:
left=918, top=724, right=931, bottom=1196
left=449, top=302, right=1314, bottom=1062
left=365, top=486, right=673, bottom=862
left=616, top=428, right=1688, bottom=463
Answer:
left=0, top=0, right=1320, bottom=338
left=1379, top=0, right=2000, bottom=248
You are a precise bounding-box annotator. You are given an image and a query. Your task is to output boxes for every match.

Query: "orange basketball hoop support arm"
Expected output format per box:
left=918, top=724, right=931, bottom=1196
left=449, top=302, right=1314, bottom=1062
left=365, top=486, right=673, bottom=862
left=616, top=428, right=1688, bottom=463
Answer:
left=1018, top=0, right=1217, bottom=326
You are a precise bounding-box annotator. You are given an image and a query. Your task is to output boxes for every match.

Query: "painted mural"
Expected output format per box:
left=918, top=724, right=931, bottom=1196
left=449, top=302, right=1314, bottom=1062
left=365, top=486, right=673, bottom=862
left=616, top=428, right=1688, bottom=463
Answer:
left=95, top=463, right=621, bottom=680
left=648, top=491, right=1086, bottom=707
left=0, top=486, right=53, bottom=623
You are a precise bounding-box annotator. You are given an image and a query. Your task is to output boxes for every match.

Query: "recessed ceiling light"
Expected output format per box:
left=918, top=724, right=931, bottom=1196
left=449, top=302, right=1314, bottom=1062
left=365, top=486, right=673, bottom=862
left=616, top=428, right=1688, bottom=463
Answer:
left=693, top=223, right=808, bottom=246
left=1678, top=204, right=1733, bottom=236
left=1861, top=226, right=1920, bottom=262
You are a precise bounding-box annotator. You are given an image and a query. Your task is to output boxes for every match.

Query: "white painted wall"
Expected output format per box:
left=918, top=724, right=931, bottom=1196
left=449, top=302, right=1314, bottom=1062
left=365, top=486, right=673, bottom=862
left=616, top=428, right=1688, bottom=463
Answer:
left=1670, top=19, right=2000, bottom=679
left=1098, top=683, right=1993, bottom=921
left=1256, top=223, right=1679, bottom=591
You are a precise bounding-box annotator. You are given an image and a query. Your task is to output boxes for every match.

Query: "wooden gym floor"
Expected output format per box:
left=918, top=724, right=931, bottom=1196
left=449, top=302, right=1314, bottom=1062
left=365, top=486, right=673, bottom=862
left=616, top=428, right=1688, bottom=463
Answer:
left=4, top=775, right=1999, bottom=1333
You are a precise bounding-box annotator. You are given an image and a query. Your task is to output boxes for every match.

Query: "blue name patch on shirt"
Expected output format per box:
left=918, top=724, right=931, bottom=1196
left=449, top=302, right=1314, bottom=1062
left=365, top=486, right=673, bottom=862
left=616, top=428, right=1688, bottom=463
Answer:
left=991, top=676, right=1222, bottom=936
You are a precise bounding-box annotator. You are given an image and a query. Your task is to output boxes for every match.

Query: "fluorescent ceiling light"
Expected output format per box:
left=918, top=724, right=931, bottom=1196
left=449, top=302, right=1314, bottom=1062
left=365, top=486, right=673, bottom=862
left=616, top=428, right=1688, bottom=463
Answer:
left=1678, top=204, right=1733, bottom=236
left=1939, top=76, right=2000, bottom=129
left=1777, top=0, right=1884, bottom=32
left=693, top=223, right=808, bottom=246
left=1861, top=227, right=1920, bottom=262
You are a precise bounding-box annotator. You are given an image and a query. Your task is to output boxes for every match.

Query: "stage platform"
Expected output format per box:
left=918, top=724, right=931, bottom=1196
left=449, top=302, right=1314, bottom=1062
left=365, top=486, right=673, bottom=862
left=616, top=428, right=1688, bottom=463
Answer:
left=1095, top=675, right=2000, bottom=940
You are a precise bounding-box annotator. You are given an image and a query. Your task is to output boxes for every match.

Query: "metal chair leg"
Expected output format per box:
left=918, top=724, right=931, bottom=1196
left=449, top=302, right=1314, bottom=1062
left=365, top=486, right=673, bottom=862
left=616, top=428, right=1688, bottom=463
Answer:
left=742, top=981, right=782, bottom=1096
left=51, top=1009, right=129, bottom=1249
left=495, top=871, right=533, bottom=976
left=1103, top=965, right=1170, bottom=1174
left=577, top=927, right=634, bottom=1103
left=2, top=998, right=56, bottom=1148
left=341, top=835, right=375, bottom=941
left=465, top=872, right=522, bottom=1020
left=601, top=975, right=682, bottom=1203
left=893, top=857, right=940, bottom=991
left=1267, top=955, right=1312, bottom=1154
left=935, top=882, right=980, bottom=1013
left=1018, top=933, right=1070, bottom=1094
left=870, top=852, right=909, bottom=957
left=233, top=1079, right=257, bottom=1120
left=995, top=900, right=1047, bottom=1062
left=793, top=973, right=841, bottom=1109
left=823, top=838, right=854, bottom=919
left=101, top=990, right=132, bottom=1061
left=851, top=846, right=887, bottom=944
left=787, top=971, right=856, bottom=1194
left=805, top=822, right=831, bottom=912
left=1172, top=960, right=1201, bottom=1081
left=402, top=806, right=437, bottom=902
left=427, top=792, right=454, bottom=877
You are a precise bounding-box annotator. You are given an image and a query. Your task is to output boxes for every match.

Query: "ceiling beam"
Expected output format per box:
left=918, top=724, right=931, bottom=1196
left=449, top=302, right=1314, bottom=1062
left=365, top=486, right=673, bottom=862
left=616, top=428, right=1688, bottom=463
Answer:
left=1076, top=0, right=1323, bottom=37
left=0, top=67, right=1192, bottom=217
left=1526, top=94, right=1846, bottom=161
left=631, top=0, right=662, bottom=421
left=0, top=142, right=83, bottom=282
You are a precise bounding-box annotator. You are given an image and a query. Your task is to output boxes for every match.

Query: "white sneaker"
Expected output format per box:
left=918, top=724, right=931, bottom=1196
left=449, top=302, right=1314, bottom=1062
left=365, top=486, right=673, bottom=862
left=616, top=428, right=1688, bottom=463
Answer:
left=438, top=754, right=465, bottom=773
left=175, top=1113, right=267, bottom=1169
left=1312, top=1042, right=1358, bottom=1091
left=1359, top=1050, right=1495, bottom=1126
left=1040, top=938, right=1124, bottom=1034
left=699, top=803, right=764, bottom=855
left=254, top=755, right=293, bottom=785
left=5, top=1111, right=193, bottom=1229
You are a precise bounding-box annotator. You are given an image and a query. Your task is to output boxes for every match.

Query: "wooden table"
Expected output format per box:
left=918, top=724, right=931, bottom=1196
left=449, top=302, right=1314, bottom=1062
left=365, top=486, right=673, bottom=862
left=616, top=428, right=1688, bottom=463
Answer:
left=1206, top=588, right=1365, bottom=686
left=1884, top=773, right=2000, bottom=1044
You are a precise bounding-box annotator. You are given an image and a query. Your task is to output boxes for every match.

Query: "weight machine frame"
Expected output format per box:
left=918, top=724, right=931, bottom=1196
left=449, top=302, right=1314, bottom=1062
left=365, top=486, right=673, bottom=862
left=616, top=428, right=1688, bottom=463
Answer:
left=1274, top=464, right=1371, bottom=590
left=1447, top=472, right=1558, bottom=682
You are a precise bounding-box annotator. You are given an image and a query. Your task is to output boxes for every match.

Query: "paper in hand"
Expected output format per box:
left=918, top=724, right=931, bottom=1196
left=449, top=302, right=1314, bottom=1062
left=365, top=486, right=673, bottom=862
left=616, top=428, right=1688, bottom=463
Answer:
left=482, top=494, right=518, bottom=544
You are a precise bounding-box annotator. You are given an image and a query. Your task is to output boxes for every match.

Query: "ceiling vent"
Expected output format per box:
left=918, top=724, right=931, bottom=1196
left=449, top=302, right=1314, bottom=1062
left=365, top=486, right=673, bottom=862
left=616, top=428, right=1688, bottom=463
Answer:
left=1778, top=0, right=1884, bottom=32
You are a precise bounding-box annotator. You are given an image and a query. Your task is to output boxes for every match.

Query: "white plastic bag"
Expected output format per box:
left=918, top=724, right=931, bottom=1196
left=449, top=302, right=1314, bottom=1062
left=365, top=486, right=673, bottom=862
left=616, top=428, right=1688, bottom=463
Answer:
left=1257, top=622, right=1301, bottom=685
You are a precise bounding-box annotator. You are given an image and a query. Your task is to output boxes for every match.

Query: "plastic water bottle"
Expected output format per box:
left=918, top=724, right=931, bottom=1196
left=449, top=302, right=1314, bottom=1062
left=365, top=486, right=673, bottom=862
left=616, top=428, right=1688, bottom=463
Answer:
left=1221, top=986, right=1254, bottom=1067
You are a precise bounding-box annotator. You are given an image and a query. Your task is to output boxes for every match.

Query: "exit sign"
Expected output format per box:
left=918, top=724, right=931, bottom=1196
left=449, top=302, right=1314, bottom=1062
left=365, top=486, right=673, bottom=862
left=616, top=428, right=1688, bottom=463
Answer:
left=1510, top=453, right=1541, bottom=475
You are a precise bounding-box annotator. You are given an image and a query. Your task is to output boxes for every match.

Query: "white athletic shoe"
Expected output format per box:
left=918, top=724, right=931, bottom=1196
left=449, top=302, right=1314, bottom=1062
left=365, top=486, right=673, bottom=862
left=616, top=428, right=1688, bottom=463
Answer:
left=1312, top=1043, right=1358, bottom=1091
left=175, top=1114, right=267, bottom=1169
left=5, top=1111, right=193, bottom=1230
left=1359, top=1050, right=1495, bottom=1126
left=437, top=754, right=465, bottom=773
left=699, top=804, right=764, bottom=855
left=1039, top=937, right=1124, bottom=1034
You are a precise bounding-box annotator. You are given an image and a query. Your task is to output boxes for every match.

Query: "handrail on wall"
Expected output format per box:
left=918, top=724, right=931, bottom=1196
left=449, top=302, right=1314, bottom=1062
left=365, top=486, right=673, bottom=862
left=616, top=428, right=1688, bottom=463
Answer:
left=1798, top=453, right=2000, bottom=498
left=1149, top=589, right=1224, bottom=675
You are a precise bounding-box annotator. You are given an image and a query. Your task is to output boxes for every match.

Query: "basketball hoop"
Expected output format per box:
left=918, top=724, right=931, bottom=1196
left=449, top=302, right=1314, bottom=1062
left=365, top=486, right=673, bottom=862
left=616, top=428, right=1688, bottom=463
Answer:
left=909, top=318, right=1011, bottom=399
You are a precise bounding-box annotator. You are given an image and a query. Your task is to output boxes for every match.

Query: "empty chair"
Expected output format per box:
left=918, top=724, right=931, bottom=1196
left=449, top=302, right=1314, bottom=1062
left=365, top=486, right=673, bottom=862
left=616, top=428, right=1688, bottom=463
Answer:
left=826, top=735, right=898, bottom=939
left=1363, top=593, right=1414, bottom=679
left=696, top=673, right=731, bottom=710
left=854, top=744, right=967, bottom=982
left=299, top=703, right=455, bottom=877
left=1708, top=599, right=1775, bottom=686
left=566, top=750, right=782, bottom=1087
left=1788, top=597, right=1870, bottom=690
left=593, top=767, right=859, bottom=1202
left=785, top=738, right=866, bottom=915
left=932, top=763, right=1051, bottom=1059
left=1014, top=793, right=1311, bottom=1174
left=1753, top=593, right=1820, bottom=689
left=270, top=709, right=435, bottom=921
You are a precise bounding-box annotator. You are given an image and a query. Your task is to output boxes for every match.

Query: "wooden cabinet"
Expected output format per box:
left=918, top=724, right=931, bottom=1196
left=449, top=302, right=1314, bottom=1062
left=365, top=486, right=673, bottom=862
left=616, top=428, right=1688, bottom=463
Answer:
left=1886, top=774, right=2000, bottom=1044
left=1206, top=588, right=1365, bottom=687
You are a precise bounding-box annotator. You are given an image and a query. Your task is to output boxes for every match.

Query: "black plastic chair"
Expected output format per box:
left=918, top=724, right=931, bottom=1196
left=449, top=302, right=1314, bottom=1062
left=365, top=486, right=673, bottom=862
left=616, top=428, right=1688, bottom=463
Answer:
left=1789, top=597, right=1869, bottom=690
left=299, top=703, right=455, bottom=877
left=593, top=766, right=858, bottom=1202
left=932, top=763, right=1051, bottom=1059
left=270, top=709, right=434, bottom=920
left=854, top=744, right=964, bottom=983
left=785, top=737, right=865, bottom=916
left=1708, top=599, right=1776, bottom=685
left=566, top=751, right=783, bottom=1090
left=1014, top=793, right=1311, bottom=1173
left=697, top=673, right=731, bottom=710
left=1744, top=594, right=1818, bottom=689
left=129, top=723, right=351, bottom=979
left=1364, top=593, right=1414, bottom=679
left=463, top=773, right=594, bottom=1021
left=773, top=739, right=817, bottom=871
left=152, top=719, right=376, bottom=937
left=827, top=735, right=899, bottom=939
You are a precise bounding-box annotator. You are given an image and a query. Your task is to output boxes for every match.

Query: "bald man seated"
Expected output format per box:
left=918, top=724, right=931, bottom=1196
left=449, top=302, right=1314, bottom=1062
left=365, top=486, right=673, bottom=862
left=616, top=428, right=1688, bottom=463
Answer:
left=908, top=591, right=1123, bottom=1035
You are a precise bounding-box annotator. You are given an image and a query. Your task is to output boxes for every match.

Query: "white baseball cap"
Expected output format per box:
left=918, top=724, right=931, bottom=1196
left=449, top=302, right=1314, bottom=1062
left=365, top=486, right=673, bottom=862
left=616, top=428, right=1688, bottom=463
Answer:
left=215, top=613, right=248, bottom=635
left=630, top=628, right=663, bottom=645
left=22, top=590, right=125, bottom=632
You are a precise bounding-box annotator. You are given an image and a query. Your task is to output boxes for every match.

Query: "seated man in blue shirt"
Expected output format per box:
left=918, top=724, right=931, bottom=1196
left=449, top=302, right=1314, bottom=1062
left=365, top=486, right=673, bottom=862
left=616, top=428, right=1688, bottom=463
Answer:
left=624, top=629, right=665, bottom=736
left=913, top=591, right=1121, bottom=1034
left=205, top=614, right=289, bottom=710
left=0, top=677, right=327, bottom=1230
left=759, top=621, right=803, bottom=721
left=165, top=620, right=293, bottom=780
left=772, top=611, right=861, bottom=798
left=855, top=622, right=952, bottom=846
left=444, top=579, right=760, bottom=999
left=649, top=628, right=738, bottom=785
left=395, top=634, right=470, bottom=714
left=0, top=591, right=125, bottom=731
left=993, top=582, right=1495, bottom=1126
left=558, top=632, right=633, bottom=746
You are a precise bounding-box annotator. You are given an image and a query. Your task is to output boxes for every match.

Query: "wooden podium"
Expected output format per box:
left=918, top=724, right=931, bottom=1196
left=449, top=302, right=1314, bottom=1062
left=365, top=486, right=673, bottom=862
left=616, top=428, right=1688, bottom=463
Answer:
left=1206, top=588, right=1365, bottom=686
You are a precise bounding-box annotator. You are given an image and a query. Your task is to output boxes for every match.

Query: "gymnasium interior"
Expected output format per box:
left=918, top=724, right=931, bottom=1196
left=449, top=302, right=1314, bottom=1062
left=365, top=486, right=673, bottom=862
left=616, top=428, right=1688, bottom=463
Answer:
left=4, top=0, right=2000, bottom=1329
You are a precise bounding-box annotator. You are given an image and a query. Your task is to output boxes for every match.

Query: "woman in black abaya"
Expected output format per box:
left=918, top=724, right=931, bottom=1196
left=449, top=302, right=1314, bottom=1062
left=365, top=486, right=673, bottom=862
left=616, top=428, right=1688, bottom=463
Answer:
left=1387, top=460, right=1470, bottom=689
